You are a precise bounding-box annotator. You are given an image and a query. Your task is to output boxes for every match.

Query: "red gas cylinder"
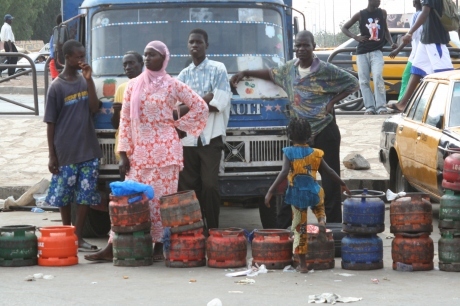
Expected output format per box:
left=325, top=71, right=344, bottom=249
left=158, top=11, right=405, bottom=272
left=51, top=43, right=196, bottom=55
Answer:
left=207, top=228, right=247, bottom=268
left=165, top=228, right=206, bottom=268
left=252, top=229, right=293, bottom=269
left=293, top=229, right=335, bottom=270
left=443, top=151, right=460, bottom=191
left=109, top=193, right=150, bottom=233
left=160, top=190, right=204, bottom=233
left=390, top=193, right=433, bottom=233
left=38, top=226, right=78, bottom=266
left=392, top=232, right=434, bottom=271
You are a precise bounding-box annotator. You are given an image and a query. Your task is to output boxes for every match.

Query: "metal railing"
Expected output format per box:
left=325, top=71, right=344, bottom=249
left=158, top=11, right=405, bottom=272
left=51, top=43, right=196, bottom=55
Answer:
left=0, top=52, right=40, bottom=115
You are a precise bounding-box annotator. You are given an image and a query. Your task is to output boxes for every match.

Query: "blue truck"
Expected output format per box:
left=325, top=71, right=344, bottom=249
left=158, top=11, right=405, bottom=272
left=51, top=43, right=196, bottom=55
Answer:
left=56, top=0, right=304, bottom=236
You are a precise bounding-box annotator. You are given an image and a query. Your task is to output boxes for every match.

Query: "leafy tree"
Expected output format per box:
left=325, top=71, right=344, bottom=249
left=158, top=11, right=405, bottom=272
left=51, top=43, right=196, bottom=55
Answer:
left=0, top=0, right=51, bottom=40
left=314, top=20, right=360, bottom=48
left=31, top=0, right=61, bottom=43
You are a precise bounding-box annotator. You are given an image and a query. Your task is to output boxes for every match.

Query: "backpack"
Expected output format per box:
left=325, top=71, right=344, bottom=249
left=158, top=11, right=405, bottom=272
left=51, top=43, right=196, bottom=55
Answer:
left=434, top=0, right=460, bottom=32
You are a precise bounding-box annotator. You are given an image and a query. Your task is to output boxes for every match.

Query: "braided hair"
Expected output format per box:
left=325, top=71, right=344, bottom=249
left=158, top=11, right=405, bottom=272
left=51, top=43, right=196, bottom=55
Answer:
left=287, top=117, right=311, bottom=143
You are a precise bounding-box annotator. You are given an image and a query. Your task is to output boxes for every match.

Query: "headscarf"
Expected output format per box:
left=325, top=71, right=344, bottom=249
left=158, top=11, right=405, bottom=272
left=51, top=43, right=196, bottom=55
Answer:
left=130, top=40, right=172, bottom=120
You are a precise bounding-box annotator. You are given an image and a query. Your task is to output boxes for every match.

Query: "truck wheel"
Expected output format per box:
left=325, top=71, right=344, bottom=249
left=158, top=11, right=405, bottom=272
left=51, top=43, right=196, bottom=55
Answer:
left=71, top=202, right=111, bottom=238
left=258, top=195, right=283, bottom=229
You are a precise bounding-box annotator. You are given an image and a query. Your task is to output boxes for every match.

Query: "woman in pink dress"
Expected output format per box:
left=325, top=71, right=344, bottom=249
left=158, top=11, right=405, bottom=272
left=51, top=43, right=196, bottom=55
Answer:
left=85, top=41, right=208, bottom=262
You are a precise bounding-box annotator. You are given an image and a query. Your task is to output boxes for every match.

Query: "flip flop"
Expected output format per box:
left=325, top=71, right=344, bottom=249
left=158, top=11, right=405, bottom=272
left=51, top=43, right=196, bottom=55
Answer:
left=386, top=103, right=403, bottom=113
left=84, top=255, right=112, bottom=263
left=295, top=266, right=310, bottom=273
left=78, top=242, right=101, bottom=252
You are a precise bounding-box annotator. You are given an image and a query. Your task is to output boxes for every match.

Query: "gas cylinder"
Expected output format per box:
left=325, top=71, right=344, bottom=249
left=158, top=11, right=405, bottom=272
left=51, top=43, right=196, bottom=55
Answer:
left=442, top=150, right=460, bottom=191
left=390, top=193, right=432, bottom=233
left=341, top=234, right=383, bottom=270
left=392, top=232, right=434, bottom=271
left=38, top=226, right=78, bottom=266
left=165, top=228, right=206, bottom=268
left=0, top=225, right=37, bottom=267
left=342, top=189, right=385, bottom=234
left=439, top=190, right=460, bottom=230
left=112, top=230, right=153, bottom=267
left=207, top=228, right=247, bottom=268
left=160, top=190, right=204, bottom=233
left=109, top=193, right=151, bottom=233
left=438, top=230, right=460, bottom=272
left=252, top=229, right=293, bottom=269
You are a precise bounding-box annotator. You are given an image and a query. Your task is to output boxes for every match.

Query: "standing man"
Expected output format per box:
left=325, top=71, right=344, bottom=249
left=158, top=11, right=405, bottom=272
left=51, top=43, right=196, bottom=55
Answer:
left=387, top=0, right=454, bottom=112
left=342, top=0, right=397, bottom=115
left=230, top=30, right=359, bottom=224
left=0, top=14, right=18, bottom=77
left=177, top=28, right=231, bottom=232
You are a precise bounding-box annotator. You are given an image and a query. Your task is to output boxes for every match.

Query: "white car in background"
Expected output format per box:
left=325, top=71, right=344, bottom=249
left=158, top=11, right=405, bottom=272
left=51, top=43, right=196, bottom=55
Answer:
left=15, top=43, right=50, bottom=74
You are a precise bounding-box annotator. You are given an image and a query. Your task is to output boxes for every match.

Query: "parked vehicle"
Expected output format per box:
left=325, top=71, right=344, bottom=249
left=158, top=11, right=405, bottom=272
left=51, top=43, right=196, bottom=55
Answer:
left=15, top=44, right=50, bottom=74
left=379, top=70, right=460, bottom=202
left=56, top=0, right=303, bottom=236
left=316, top=29, right=460, bottom=111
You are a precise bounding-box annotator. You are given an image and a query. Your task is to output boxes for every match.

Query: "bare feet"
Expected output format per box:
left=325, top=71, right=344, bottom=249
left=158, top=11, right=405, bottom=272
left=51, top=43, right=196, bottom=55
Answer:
left=386, top=102, right=404, bottom=113
left=296, top=265, right=310, bottom=273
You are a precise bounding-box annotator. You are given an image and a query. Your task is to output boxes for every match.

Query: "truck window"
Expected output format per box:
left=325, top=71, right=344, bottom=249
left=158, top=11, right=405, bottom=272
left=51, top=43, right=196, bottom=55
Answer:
left=90, top=7, right=286, bottom=76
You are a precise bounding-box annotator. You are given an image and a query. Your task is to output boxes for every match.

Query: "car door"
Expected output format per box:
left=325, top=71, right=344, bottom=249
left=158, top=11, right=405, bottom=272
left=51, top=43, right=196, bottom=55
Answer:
left=414, top=82, right=449, bottom=194
left=395, top=81, right=437, bottom=187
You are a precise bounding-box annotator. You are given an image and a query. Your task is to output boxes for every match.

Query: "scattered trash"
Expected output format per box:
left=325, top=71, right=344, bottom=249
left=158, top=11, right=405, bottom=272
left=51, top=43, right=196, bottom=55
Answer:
left=224, top=269, right=235, bottom=272
left=309, top=269, right=315, bottom=274
left=42, top=218, right=48, bottom=220
left=371, top=278, right=379, bottom=284
left=386, top=189, right=406, bottom=201
left=91, top=282, right=97, bottom=284
left=383, top=277, right=390, bottom=281
left=207, top=298, right=223, bottom=306
left=189, top=279, right=197, bottom=283
left=308, top=293, right=363, bottom=304
left=337, top=273, right=355, bottom=277
left=33, top=273, right=43, bottom=279
left=31, top=207, right=45, bottom=213
left=235, top=278, right=255, bottom=285
left=283, top=265, right=296, bottom=272
left=123, top=276, right=129, bottom=279
left=3, top=179, right=50, bottom=210
left=43, top=275, right=54, bottom=280
left=228, top=291, right=243, bottom=294
left=334, top=280, right=342, bottom=282
left=395, top=262, right=413, bottom=272
left=33, top=193, right=49, bottom=207
left=225, top=264, right=267, bottom=277
left=385, top=236, right=394, bottom=239
left=24, top=275, right=35, bottom=282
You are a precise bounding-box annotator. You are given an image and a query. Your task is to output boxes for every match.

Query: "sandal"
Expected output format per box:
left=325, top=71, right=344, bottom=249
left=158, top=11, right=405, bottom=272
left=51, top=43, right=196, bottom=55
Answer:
left=78, top=241, right=101, bottom=252
left=364, top=109, right=376, bottom=115
left=377, top=109, right=392, bottom=115
left=386, top=103, right=403, bottom=113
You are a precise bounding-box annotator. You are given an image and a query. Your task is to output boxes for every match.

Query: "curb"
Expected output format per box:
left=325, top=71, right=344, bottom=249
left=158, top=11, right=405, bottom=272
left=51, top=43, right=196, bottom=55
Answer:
left=0, top=86, right=45, bottom=95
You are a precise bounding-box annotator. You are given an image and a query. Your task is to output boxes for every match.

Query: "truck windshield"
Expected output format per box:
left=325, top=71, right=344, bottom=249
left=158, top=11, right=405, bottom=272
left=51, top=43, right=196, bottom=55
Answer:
left=91, top=7, right=285, bottom=76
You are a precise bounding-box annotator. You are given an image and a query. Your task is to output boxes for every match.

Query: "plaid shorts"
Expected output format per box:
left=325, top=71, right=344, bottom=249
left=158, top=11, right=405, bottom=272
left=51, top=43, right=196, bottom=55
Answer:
left=45, top=158, right=101, bottom=207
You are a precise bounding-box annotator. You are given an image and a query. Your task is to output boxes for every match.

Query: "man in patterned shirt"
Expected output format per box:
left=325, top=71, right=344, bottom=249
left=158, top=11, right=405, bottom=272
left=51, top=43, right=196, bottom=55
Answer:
left=177, top=28, right=232, bottom=232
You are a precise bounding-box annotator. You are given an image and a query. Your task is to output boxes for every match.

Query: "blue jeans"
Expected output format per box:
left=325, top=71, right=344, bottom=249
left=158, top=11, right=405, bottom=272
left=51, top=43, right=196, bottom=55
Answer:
left=356, top=50, right=386, bottom=113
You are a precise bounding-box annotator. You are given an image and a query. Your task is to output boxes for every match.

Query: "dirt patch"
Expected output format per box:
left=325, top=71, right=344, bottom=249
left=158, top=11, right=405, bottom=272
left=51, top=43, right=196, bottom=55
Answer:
left=0, top=74, right=49, bottom=88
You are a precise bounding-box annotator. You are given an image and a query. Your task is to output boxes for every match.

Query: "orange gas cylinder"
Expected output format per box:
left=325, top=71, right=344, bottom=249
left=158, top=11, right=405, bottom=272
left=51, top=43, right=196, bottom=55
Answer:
left=252, top=229, right=293, bottom=269
left=390, top=193, right=433, bottom=233
left=293, top=230, right=335, bottom=270
left=160, top=190, right=204, bottom=233
left=392, top=232, right=434, bottom=271
left=207, top=228, right=247, bottom=268
left=165, top=228, right=206, bottom=268
left=38, top=226, right=78, bottom=266
left=109, top=193, right=150, bottom=233
left=443, top=151, right=460, bottom=191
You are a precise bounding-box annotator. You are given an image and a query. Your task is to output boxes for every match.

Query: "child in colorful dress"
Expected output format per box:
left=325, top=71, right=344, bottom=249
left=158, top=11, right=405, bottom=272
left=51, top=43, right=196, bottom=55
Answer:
left=265, top=118, right=350, bottom=273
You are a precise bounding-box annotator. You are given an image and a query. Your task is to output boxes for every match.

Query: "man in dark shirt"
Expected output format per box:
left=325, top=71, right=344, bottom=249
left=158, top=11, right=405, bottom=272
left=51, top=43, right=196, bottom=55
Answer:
left=342, top=0, right=397, bottom=115
left=388, top=0, right=454, bottom=112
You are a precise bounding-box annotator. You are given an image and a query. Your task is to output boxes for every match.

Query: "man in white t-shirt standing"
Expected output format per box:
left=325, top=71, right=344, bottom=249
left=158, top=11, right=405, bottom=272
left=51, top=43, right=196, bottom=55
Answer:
left=0, top=14, right=18, bottom=77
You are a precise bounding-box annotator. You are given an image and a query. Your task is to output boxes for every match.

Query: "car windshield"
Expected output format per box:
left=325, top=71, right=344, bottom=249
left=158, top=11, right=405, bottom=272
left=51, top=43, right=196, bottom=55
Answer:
left=449, top=82, right=460, bottom=127
left=91, top=7, right=285, bottom=76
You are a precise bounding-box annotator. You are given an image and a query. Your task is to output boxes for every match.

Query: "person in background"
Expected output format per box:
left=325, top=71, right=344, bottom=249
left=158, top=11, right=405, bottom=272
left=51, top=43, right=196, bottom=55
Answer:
left=341, top=0, right=397, bottom=115
left=265, top=118, right=350, bottom=273
left=230, top=30, right=359, bottom=225
left=0, top=14, right=18, bottom=78
left=387, top=0, right=454, bottom=112
left=49, top=14, right=63, bottom=80
left=85, top=41, right=208, bottom=262
left=388, top=0, right=423, bottom=101
left=43, top=39, right=102, bottom=251
left=177, top=28, right=232, bottom=232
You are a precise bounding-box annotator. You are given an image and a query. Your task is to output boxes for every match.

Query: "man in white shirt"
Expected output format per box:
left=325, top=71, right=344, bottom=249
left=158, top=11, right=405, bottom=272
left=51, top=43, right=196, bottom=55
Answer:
left=0, top=14, right=18, bottom=77
left=177, top=28, right=232, bottom=232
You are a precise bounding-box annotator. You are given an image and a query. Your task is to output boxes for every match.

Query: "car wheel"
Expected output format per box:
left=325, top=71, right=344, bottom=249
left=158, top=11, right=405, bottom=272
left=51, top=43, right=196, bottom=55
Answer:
left=338, top=90, right=364, bottom=111
left=15, top=69, right=25, bottom=74
left=394, top=161, right=413, bottom=193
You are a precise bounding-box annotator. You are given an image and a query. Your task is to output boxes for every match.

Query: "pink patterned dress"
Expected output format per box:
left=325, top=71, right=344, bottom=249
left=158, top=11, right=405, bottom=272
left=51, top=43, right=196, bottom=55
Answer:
left=118, top=77, right=208, bottom=243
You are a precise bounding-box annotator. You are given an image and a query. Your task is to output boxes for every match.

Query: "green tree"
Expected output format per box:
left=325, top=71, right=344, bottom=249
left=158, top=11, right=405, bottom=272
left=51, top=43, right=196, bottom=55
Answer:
left=0, top=0, right=51, bottom=40
left=314, top=20, right=360, bottom=48
left=31, top=0, right=61, bottom=43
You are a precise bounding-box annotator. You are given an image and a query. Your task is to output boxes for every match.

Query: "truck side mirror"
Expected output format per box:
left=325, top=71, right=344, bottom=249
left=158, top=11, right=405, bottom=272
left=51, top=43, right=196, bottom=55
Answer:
left=293, top=17, right=299, bottom=35
left=53, top=25, right=68, bottom=69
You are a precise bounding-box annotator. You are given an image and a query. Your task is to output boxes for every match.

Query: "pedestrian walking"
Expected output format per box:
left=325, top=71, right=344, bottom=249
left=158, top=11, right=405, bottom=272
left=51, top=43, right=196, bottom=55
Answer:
left=0, top=14, right=18, bottom=77
left=43, top=39, right=102, bottom=251
left=342, top=0, right=397, bottom=115
left=177, top=28, right=232, bottom=232
left=265, top=118, right=350, bottom=273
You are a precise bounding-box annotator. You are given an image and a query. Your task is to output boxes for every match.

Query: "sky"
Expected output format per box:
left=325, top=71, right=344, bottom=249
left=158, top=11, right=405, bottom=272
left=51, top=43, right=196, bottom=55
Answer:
left=293, top=0, right=417, bottom=34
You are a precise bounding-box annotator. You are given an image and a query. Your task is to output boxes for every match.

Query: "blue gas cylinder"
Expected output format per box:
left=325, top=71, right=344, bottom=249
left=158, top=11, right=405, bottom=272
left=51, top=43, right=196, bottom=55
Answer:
left=341, top=234, right=383, bottom=270
left=342, top=189, right=385, bottom=234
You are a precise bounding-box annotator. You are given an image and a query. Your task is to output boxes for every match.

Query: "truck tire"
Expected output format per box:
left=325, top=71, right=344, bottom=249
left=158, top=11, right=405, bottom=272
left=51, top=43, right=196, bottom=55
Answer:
left=258, top=195, right=283, bottom=229
left=71, top=202, right=111, bottom=238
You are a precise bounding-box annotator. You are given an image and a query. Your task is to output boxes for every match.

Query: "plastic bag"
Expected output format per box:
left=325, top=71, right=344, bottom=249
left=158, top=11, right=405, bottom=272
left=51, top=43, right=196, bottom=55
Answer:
left=109, top=180, right=154, bottom=200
